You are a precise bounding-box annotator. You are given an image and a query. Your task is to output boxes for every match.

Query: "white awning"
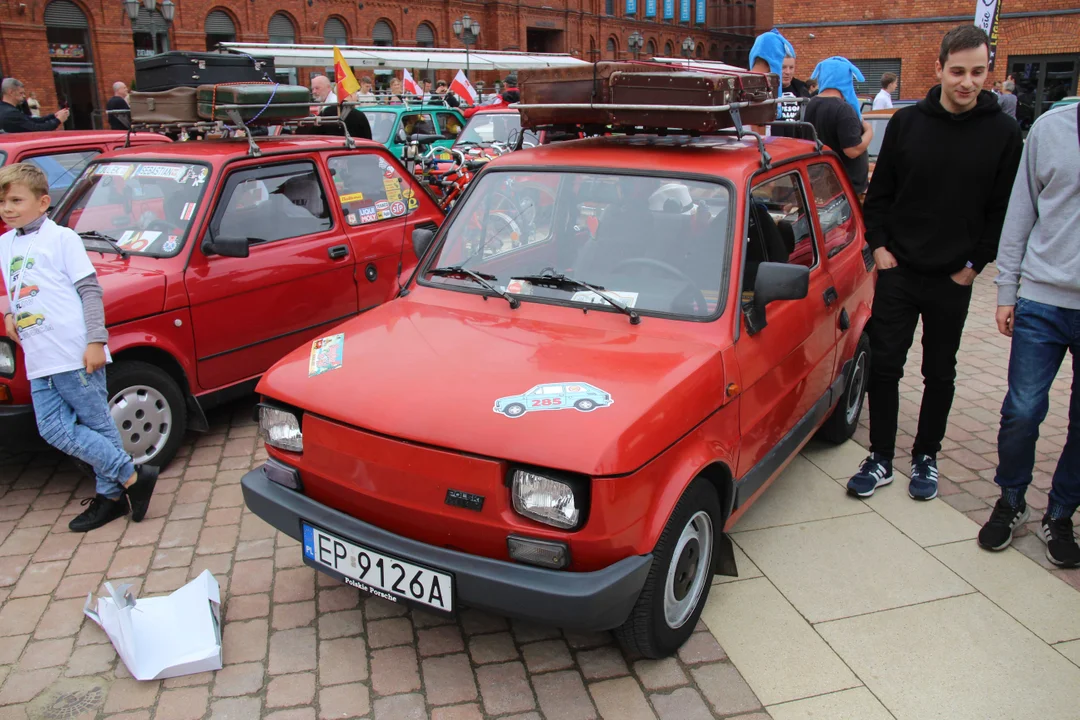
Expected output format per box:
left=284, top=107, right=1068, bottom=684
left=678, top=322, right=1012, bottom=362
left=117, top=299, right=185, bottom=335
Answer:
left=219, top=43, right=590, bottom=71
left=649, top=58, right=750, bottom=72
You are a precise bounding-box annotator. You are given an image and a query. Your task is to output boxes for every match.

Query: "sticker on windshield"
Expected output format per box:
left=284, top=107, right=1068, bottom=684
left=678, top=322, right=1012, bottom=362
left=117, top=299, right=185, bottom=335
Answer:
left=308, top=333, right=345, bottom=377
left=340, top=192, right=365, bottom=204
left=117, top=230, right=161, bottom=252
left=493, top=382, right=613, bottom=418
left=390, top=201, right=406, bottom=217
left=95, top=164, right=135, bottom=178
left=181, top=202, right=196, bottom=221
left=571, top=290, right=639, bottom=308
left=135, top=164, right=187, bottom=182
left=163, top=237, right=179, bottom=254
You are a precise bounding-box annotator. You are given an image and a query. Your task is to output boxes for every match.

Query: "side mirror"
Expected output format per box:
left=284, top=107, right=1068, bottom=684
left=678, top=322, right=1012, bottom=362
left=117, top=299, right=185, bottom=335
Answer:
left=745, top=262, right=809, bottom=335
left=202, top=235, right=250, bottom=258
left=412, top=227, right=436, bottom=259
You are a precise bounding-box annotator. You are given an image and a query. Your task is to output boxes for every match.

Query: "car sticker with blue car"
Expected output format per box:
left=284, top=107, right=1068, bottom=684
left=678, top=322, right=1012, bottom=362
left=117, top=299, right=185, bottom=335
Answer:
left=493, top=382, right=614, bottom=418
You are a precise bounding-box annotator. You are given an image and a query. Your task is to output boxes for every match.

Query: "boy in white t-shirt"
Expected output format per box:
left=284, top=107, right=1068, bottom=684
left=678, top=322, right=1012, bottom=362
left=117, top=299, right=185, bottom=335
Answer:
left=872, top=72, right=897, bottom=110
left=0, top=164, right=157, bottom=533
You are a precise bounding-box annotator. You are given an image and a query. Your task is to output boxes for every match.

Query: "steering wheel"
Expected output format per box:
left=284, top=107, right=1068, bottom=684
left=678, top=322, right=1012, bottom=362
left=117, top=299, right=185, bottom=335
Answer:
left=611, top=257, right=709, bottom=315
left=146, top=220, right=179, bottom=235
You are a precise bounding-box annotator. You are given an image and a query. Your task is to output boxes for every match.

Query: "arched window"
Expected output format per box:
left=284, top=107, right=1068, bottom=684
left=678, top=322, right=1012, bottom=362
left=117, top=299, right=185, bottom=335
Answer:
left=324, top=17, right=348, bottom=45
left=416, top=23, right=435, bottom=47
left=646, top=40, right=656, bottom=57
left=695, top=43, right=704, bottom=59
left=268, top=13, right=296, bottom=43
left=589, top=36, right=596, bottom=61
left=205, top=9, right=236, bottom=51
left=606, top=37, right=617, bottom=59
left=133, top=6, right=170, bottom=58
left=664, top=40, right=674, bottom=57
left=709, top=43, right=719, bottom=60
left=44, top=0, right=94, bottom=129
left=372, top=20, right=394, bottom=46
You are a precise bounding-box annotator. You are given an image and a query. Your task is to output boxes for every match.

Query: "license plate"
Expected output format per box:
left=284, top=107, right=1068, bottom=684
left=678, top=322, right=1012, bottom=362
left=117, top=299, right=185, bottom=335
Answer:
left=302, top=523, right=453, bottom=612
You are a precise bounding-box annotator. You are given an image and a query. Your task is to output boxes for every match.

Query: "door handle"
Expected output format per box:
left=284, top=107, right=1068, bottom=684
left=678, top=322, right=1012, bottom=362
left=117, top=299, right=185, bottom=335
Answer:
left=823, top=287, right=838, bottom=307
left=328, top=244, right=349, bottom=260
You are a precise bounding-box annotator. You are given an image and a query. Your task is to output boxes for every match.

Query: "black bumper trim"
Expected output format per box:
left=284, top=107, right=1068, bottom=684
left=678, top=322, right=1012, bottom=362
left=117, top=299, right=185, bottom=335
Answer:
left=0, top=404, right=42, bottom=449
left=242, top=466, right=652, bottom=631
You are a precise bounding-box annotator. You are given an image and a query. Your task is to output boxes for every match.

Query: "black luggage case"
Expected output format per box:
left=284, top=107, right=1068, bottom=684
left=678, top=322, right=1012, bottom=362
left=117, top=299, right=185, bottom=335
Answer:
left=135, top=51, right=275, bottom=92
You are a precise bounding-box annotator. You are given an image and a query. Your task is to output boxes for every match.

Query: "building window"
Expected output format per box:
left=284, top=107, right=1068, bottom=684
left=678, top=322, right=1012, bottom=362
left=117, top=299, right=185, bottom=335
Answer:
left=606, top=0, right=615, bottom=15
left=133, top=6, right=170, bottom=58
left=205, top=9, right=236, bottom=51
left=849, top=59, right=902, bottom=99
left=695, top=43, right=703, bottom=59
left=664, top=40, right=674, bottom=57
left=44, top=0, right=96, bottom=129
left=416, top=23, right=435, bottom=48
left=372, top=20, right=394, bottom=46
left=606, top=37, right=617, bottom=59
left=647, top=40, right=656, bottom=57
left=324, top=17, right=348, bottom=45
left=268, top=13, right=296, bottom=43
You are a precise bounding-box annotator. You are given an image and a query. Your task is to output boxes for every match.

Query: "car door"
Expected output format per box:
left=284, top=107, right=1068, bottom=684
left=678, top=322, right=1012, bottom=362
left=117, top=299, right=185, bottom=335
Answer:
left=733, top=166, right=837, bottom=483
left=184, top=157, right=359, bottom=390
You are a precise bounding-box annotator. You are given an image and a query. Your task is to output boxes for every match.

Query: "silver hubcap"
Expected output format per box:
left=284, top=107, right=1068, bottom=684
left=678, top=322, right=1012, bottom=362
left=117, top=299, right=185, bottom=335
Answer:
left=845, top=351, right=868, bottom=425
left=663, top=510, right=714, bottom=629
left=110, top=384, right=172, bottom=465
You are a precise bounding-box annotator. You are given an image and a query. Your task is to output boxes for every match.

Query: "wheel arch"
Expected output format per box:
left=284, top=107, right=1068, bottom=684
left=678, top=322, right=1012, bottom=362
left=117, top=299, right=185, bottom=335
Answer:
left=110, top=345, right=209, bottom=432
left=695, top=461, right=739, bottom=577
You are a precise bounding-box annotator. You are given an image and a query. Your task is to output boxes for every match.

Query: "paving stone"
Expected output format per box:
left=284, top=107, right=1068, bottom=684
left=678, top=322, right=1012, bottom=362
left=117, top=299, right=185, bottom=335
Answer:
left=170, top=502, right=208, bottom=521
left=0, top=527, right=47, bottom=557
left=209, top=697, right=263, bottom=720
left=55, top=572, right=105, bottom=600
left=33, top=597, right=86, bottom=639
left=266, top=673, right=316, bottom=708
left=104, top=678, right=161, bottom=712
left=153, top=546, right=195, bottom=569
left=522, top=639, right=575, bottom=672
left=590, top=677, right=655, bottom=720
left=65, top=643, right=117, bottom=676
left=235, top=538, right=276, bottom=561
left=196, top=525, right=240, bottom=555
left=222, top=619, right=269, bottom=664
left=275, top=544, right=305, bottom=569
left=367, top=616, right=413, bottom=648
left=533, top=669, right=597, bottom=720
left=0, top=556, right=29, bottom=588
left=159, top=519, right=202, bottom=549
left=273, top=600, right=316, bottom=630
left=577, top=646, right=630, bottom=680
left=318, top=682, right=371, bottom=720
left=943, top=492, right=991, bottom=513
left=476, top=661, right=533, bottom=715
left=650, top=687, right=715, bottom=720
left=689, top=662, right=762, bottom=715
left=32, top=533, right=81, bottom=561
left=511, top=619, right=562, bottom=644
left=213, top=662, right=265, bottom=697
left=0, top=634, right=28, bottom=664
left=319, top=636, right=369, bottom=686
left=459, top=609, right=508, bottom=635
left=675, top=631, right=726, bottom=665
left=0, top=667, right=61, bottom=705
left=269, top=627, right=317, bottom=675
left=274, top=567, right=316, bottom=603
left=374, top=693, right=428, bottom=720
left=430, top=704, right=484, bottom=720
left=364, top=596, right=408, bottom=620
left=164, top=671, right=215, bottom=688
left=371, top=645, right=421, bottom=695
left=411, top=608, right=454, bottom=629
left=422, top=653, right=479, bottom=706
left=144, top=567, right=189, bottom=594
left=206, top=507, right=243, bottom=527
left=155, top=686, right=210, bottom=720
left=19, top=636, right=74, bottom=669
left=232, top=559, right=274, bottom=596
left=107, top=546, right=153, bottom=579
left=319, top=609, right=364, bottom=640
left=418, top=624, right=465, bottom=657
left=9, top=559, right=65, bottom=597
left=633, top=658, right=689, bottom=690
left=227, top=594, right=270, bottom=622
left=468, top=630, right=518, bottom=664
left=319, top=586, right=360, bottom=613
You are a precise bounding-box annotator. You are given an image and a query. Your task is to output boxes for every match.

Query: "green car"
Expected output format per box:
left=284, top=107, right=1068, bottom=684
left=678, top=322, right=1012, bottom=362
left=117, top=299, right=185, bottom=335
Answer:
left=360, top=105, right=466, bottom=159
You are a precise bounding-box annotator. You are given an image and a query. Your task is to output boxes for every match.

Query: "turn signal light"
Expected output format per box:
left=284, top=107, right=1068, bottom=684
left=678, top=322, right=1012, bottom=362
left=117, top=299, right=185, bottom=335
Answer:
left=0, top=385, right=10, bottom=404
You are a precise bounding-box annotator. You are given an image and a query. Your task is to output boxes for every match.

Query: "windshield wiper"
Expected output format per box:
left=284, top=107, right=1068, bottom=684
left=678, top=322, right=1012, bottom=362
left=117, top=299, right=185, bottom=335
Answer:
left=510, top=271, right=640, bottom=325
left=79, top=231, right=129, bottom=259
left=428, top=266, right=520, bottom=309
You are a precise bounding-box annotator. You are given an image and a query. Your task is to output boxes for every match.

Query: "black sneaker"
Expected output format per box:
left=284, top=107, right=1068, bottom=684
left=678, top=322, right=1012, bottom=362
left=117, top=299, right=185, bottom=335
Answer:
left=125, top=465, right=159, bottom=523
left=846, top=454, right=893, bottom=498
left=68, top=494, right=129, bottom=533
left=1038, top=516, right=1080, bottom=568
left=977, top=498, right=1030, bottom=551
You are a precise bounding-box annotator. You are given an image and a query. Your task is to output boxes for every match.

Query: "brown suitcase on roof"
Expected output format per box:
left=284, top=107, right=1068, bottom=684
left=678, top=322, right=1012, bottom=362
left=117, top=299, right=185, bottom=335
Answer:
left=518, top=62, right=672, bottom=128
left=608, top=70, right=779, bottom=131
left=129, top=87, right=199, bottom=124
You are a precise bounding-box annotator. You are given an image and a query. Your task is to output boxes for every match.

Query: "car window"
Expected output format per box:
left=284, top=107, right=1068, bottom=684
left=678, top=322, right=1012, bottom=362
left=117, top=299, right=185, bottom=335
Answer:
left=437, top=113, right=464, bottom=140
left=216, top=162, right=331, bottom=245
left=426, top=171, right=731, bottom=320
left=399, top=113, right=438, bottom=139
left=807, top=163, right=857, bottom=258
left=866, top=117, right=890, bottom=158
left=362, top=112, right=396, bottom=144
left=61, top=160, right=209, bottom=257
left=456, top=114, right=539, bottom=147
left=25, top=150, right=100, bottom=203
left=749, top=171, right=816, bottom=271
left=328, top=154, right=420, bottom=225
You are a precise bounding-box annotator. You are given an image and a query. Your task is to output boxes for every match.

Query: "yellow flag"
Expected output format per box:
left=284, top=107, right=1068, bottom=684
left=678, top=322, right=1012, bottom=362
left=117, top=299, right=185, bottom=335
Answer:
left=334, top=46, right=360, bottom=99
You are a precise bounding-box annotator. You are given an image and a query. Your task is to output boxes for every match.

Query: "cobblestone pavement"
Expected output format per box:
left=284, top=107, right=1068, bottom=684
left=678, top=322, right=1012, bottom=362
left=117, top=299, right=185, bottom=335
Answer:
left=0, top=267, right=1074, bottom=719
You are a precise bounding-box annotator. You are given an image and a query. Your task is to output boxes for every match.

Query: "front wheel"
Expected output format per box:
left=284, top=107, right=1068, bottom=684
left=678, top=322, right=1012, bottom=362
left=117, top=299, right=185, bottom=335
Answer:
left=817, top=332, right=870, bottom=444
left=615, top=478, right=721, bottom=658
left=107, top=360, right=187, bottom=469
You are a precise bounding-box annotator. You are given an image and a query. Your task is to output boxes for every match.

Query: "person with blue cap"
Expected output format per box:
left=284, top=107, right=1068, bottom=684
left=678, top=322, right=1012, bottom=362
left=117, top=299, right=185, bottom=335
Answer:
left=749, top=29, right=808, bottom=121
left=803, top=56, right=873, bottom=194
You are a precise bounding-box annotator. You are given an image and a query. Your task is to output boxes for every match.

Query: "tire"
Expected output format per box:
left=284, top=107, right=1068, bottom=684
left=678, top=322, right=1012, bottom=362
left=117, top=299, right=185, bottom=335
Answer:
left=575, top=399, right=596, bottom=411
left=107, top=360, right=187, bottom=470
left=504, top=403, right=526, bottom=418
left=817, top=333, right=870, bottom=444
left=615, top=477, right=722, bottom=658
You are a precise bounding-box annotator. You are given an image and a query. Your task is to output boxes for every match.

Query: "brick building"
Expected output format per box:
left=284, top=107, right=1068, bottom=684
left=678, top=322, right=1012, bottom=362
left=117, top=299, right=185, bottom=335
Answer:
left=0, top=0, right=757, bottom=129
left=762, top=0, right=1080, bottom=130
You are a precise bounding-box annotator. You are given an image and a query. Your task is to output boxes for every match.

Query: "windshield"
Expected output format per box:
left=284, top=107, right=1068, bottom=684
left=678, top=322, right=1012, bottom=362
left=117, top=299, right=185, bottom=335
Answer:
left=867, top=117, right=891, bottom=159
left=424, top=171, right=731, bottom=319
left=59, top=161, right=209, bottom=257
left=456, top=114, right=538, bottom=147
left=363, top=112, right=397, bottom=144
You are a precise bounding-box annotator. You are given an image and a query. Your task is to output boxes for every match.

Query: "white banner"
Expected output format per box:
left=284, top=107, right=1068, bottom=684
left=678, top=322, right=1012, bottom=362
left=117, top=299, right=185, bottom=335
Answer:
left=974, top=0, right=1003, bottom=70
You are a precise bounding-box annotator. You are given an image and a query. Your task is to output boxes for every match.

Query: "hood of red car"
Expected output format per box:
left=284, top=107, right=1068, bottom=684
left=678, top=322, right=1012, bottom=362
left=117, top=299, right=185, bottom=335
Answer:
left=92, top=258, right=167, bottom=326
left=258, top=296, right=728, bottom=476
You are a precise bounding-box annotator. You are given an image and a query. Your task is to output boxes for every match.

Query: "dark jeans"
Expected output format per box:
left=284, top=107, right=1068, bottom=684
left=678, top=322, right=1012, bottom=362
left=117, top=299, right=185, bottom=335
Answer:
left=995, top=298, right=1080, bottom=515
left=868, top=267, right=973, bottom=460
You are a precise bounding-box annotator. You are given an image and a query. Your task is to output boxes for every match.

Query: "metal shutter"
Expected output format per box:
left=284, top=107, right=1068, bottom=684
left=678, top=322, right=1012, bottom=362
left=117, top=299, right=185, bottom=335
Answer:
left=416, top=23, right=435, bottom=47
left=44, top=0, right=89, bottom=28
left=324, top=17, right=348, bottom=45
left=606, top=38, right=616, bottom=53
left=269, top=13, right=296, bottom=43
left=133, top=7, right=169, bottom=34
left=372, top=21, right=394, bottom=44
left=850, top=58, right=902, bottom=99
left=646, top=40, right=656, bottom=56
left=205, top=10, right=235, bottom=35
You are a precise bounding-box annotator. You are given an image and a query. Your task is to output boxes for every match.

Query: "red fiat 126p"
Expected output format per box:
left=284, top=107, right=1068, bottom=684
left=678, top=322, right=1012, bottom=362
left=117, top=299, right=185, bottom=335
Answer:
left=243, top=115, right=875, bottom=656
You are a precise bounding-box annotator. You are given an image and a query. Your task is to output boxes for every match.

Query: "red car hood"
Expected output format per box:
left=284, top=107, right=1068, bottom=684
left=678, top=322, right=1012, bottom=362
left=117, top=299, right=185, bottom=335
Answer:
left=258, top=298, right=728, bottom=476
left=93, top=257, right=167, bottom=326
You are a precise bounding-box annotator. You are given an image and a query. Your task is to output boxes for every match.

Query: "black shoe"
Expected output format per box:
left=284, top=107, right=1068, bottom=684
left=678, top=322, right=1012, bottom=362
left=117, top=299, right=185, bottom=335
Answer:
left=68, top=494, right=129, bottom=533
left=1038, top=516, right=1080, bottom=568
left=125, top=465, right=159, bottom=523
left=977, top=498, right=1030, bottom=551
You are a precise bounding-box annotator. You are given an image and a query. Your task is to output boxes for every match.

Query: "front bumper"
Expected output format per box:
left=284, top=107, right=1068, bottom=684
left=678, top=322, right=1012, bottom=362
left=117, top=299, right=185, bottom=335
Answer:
left=0, top=404, right=41, bottom=449
left=242, top=464, right=652, bottom=630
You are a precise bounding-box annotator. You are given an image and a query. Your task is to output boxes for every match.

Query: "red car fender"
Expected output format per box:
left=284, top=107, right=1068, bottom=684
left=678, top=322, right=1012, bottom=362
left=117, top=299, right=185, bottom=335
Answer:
left=107, top=309, right=199, bottom=393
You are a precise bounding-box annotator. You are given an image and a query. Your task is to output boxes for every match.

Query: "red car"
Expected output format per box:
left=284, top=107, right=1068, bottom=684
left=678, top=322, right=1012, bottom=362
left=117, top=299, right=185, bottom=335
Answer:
left=0, top=131, right=170, bottom=233
left=0, top=136, right=443, bottom=468
left=242, top=133, right=874, bottom=656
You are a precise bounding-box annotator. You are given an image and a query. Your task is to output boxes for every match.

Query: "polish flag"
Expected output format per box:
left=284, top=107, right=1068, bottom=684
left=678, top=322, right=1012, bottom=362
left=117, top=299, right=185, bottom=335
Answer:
left=449, top=70, right=480, bottom=105
left=402, top=69, right=422, bottom=97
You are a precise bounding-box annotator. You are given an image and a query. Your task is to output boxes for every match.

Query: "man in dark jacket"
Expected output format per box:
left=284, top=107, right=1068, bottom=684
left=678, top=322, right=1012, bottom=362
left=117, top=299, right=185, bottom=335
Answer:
left=1, top=78, right=68, bottom=132
left=106, top=81, right=130, bottom=130
left=847, top=25, right=1023, bottom=502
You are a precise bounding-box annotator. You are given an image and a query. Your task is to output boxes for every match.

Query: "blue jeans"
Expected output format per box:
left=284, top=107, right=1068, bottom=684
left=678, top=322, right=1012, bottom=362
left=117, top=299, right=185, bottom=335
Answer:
left=30, top=368, right=133, bottom=499
left=995, top=298, right=1080, bottom=517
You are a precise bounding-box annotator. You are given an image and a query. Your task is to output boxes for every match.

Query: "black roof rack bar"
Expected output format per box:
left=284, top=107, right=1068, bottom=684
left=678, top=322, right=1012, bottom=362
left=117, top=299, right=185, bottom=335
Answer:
left=765, top=120, right=823, bottom=152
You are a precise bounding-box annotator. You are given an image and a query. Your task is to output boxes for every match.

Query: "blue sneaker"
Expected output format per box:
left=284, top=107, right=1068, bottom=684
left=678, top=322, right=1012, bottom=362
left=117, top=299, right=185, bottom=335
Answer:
left=847, top=454, right=893, bottom=498
left=909, top=454, right=939, bottom=501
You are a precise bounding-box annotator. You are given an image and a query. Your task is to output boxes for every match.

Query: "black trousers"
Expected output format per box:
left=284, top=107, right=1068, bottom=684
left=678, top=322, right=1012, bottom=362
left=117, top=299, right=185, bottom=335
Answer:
left=868, top=266, right=974, bottom=460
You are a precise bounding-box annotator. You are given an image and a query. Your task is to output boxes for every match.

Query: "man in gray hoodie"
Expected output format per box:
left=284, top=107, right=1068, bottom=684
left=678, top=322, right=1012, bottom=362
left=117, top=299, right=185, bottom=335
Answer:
left=977, top=103, right=1080, bottom=568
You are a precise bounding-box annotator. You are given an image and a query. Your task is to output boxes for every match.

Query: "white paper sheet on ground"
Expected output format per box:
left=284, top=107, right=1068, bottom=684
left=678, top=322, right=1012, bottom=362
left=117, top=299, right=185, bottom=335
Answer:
left=84, top=570, right=222, bottom=681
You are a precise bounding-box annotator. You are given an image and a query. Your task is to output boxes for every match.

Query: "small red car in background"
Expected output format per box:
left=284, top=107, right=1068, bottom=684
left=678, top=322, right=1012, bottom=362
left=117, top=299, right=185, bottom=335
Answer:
left=242, top=132, right=875, bottom=657
left=0, top=135, right=443, bottom=469
left=0, top=130, right=170, bottom=233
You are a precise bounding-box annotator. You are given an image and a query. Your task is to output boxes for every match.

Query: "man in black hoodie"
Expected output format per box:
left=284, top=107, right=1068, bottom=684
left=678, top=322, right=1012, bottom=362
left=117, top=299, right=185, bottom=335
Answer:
left=846, top=25, right=1022, bottom=502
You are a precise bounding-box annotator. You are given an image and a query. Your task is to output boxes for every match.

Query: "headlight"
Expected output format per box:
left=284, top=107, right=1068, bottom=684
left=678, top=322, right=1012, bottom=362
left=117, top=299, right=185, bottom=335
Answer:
left=259, top=404, right=303, bottom=453
left=511, top=470, right=581, bottom=529
left=0, top=340, right=14, bottom=378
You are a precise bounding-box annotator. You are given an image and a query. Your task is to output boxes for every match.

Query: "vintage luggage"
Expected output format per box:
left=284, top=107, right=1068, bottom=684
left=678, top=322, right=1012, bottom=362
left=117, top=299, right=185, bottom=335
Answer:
left=518, top=62, right=670, bottom=128
left=135, top=51, right=274, bottom=92
left=608, top=70, right=779, bottom=130
left=129, top=87, right=199, bottom=124
left=197, top=83, right=312, bottom=122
